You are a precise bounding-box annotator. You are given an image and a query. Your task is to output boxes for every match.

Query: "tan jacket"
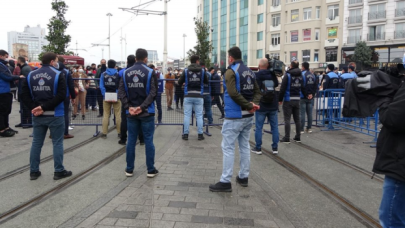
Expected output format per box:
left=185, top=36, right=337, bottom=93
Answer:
left=165, top=73, right=176, bottom=89
left=72, top=72, right=89, bottom=90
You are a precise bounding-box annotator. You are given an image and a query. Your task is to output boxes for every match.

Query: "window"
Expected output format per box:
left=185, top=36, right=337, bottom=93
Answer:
left=291, top=10, right=299, bottom=22
left=258, top=0, right=264, bottom=5
left=302, top=50, right=311, bottom=62
left=271, top=33, right=280, bottom=45
left=315, top=29, right=320, bottom=40
left=272, top=14, right=281, bottom=27
left=314, top=51, right=319, bottom=62
left=257, top=31, right=263, bottom=41
left=290, top=51, right=298, bottom=62
left=303, top=29, right=311, bottom=41
left=270, top=53, right=280, bottom=60
left=257, top=13, right=264, bottom=23
left=304, top=8, right=312, bottom=20
left=291, top=30, right=299, bottom=42
left=272, top=0, right=280, bottom=7
left=369, top=3, right=385, bottom=20
left=328, top=5, right=339, bottom=20
left=369, top=25, right=385, bottom=41
left=257, top=49, right=263, bottom=59
left=325, top=49, right=337, bottom=62
left=397, top=2, right=405, bottom=17
left=316, top=6, right=320, bottom=19
left=349, top=9, right=362, bottom=24
left=348, top=29, right=361, bottom=44
left=395, top=23, right=405, bottom=39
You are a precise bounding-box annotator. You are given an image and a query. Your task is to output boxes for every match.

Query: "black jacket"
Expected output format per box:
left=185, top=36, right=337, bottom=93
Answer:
left=373, top=81, right=405, bottom=182
left=279, top=67, right=306, bottom=102
left=59, top=62, right=76, bottom=100
left=255, top=69, right=279, bottom=111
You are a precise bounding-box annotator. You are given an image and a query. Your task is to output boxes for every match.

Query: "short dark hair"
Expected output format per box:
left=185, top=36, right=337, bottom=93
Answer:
left=127, top=54, right=136, bottom=65
left=108, top=59, right=116, bottom=68
left=148, top=64, right=155, bottom=69
left=208, top=67, right=215, bottom=72
left=291, top=61, right=299, bottom=69
left=349, top=65, right=355, bottom=71
left=18, top=56, right=26, bottom=64
left=58, top=56, right=65, bottom=63
left=135, top=48, right=148, bottom=61
left=190, top=55, right=199, bottom=64
left=302, top=62, right=309, bottom=70
left=91, top=63, right=96, bottom=66
left=0, top=50, right=9, bottom=56
left=42, top=52, right=58, bottom=65
left=228, top=47, right=242, bottom=60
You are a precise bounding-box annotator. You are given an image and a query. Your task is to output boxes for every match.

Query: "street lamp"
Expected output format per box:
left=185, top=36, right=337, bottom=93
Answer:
left=107, top=13, right=113, bottom=59
left=183, top=34, right=187, bottom=61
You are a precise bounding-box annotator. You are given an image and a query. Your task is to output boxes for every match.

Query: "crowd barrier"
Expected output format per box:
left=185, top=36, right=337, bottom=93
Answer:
left=315, top=89, right=380, bottom=146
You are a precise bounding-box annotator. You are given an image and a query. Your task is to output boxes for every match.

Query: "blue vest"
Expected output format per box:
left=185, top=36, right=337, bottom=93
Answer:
left=27, top=66, right=64, bottom=117
left=284, top=73, right=304, bottom=101
left=156, top=72, right=164, bottom=94
left=102, top=71, right=119, bottom=93
left=326, top=72, right=339, bottom=89
left=203, top=72, right=212, bottom=95
left=224, top=61, right=256, bottom=119
left=184, top=68, right=205, bottom=95
left=123, top=63, right=155, bottom=114
left=0, top=61, right=12, bottom=94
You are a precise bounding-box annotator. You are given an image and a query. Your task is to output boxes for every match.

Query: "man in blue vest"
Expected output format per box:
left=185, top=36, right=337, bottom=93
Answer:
left=20, top=52, right=72, bottom=180
left=300, top=62, right=319, bottom=134
left=348, top=65, right=357, bottom=78
left=279, top=61, right=306, bottom=143
left=100, top=59, right=122, bottom=138
left=118, top=48, right=158, bottom=178
left=209, top=47, right=261, bottom=192
left=148, top=64, right=163, bottom=124
left=323, top=64, right=340, bottom=90
left=178, top=55, right=209, bottom=140
left=339, top=66, right=357, bottom=88
left=58, top=56, right=76, bottom=139
left=209, top=67, right=225, bottom=119
left=0, top=50, right=25, bottom=137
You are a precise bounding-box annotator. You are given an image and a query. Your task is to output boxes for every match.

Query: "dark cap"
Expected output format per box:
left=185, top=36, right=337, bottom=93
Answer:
left=349, top=65, right=355, bottom=71
left=327, top=64, right=335, bottom=71
left=342, top=66, right=348, bottom=72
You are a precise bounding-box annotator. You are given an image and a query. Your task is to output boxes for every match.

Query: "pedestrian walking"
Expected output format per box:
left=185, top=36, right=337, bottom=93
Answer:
left=209, top=47, right=261, bottom=192
left=58, top=56, right=76, bottom=139
left=72, top=65, right=89, bottom=120
left=119, top=48, right=158, bottom=178
left=165, top=68, right=175, bottom=111
left=279, top=61, right=306, bottom=143
left=148, top=64, right=163, bottom=123
left=300, top=62, right=318, bottom=134
left=95, top=59, right=107, bottom=117
left=100, top=59, right=122, bottom=138
left=20, top=52, right=72, bottom=180
left=251, top=58, right=279, bottom=155
left=178, top=55, right=209, bottom=141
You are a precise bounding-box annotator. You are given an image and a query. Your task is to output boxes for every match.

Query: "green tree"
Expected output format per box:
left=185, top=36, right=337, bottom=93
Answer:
left=40, top=0, right=71, bottom=60
left=187, top=18, right=213, bottom=68
left=352, top=41, right=372, bottom=70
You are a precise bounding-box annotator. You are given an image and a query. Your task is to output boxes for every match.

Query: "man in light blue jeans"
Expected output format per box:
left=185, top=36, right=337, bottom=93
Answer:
left=183, top=97, right=204, bottom=135
left=209, top=47, right=261, bottom=192
left=254, top=111, right=279, bottom=153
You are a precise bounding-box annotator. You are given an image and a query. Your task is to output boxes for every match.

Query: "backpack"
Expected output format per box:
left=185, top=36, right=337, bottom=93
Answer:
left=260, top=79, right=275, bottom=103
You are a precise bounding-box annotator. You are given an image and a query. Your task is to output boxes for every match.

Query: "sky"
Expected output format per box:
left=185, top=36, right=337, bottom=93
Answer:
left=0, top=0, right=197, bottom=65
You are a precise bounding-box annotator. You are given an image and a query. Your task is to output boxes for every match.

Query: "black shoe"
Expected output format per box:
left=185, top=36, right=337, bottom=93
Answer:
left=8, top=128, right=18, bottom=134
left=293, top=136, right=301, bottom=143
left=97, top=114, right=103, bottom=118
left=272, top=148, right=278, bottom=155
left=147, top=169, right=159, bottom=178
left=176, top=106, right=180, bottom=110
left=101, top=134, right=107, bottom=139
left=0, top=129, right=15, bottom=137
left=280, top=137, right=290, bottom=144
left=209, top=182, right=232, bottom=192
left=219, top=115, right=225, bottom=120
left=22, top=125, right=33, bottom=129
left=236, top=176, right=248, bottom=187
left=118, top=139, right=126, bottom=145
left=15, top=123, right=22, bottom=128
left=53, top=170, right=72, bottom=180
left=72, top=115, right=76, bottom=120
left=82, top=115, right=85, bottom=120
left=30, top=171, right=41, bottom=180
left=125, top=170, right=133, bottom=177
left=140, top=141, right=145, bottom=145
left=182, top=134, right=188, bottom=140
left=118, top=134, right=121, bottom=138
left=198, top=134, right=205, bottom=141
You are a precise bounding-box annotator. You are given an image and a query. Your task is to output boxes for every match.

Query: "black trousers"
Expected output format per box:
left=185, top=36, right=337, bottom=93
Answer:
left=19, top=96, right=32, bottom=126
left=96, top=88, right=103, bottom=115
left=0, top=93, right=13, bottom=131
left=120, top=105, right=143, bottom=142
left=64, top=97, right=70, bottom=135
left=156, top=94, right=162, bottom=122
left=212, top=95, right=224, bottom=116
left=283, top=100, right=301, bottom=139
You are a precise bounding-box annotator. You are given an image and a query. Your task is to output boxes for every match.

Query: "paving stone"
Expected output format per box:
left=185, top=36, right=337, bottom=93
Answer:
left=153, top=189, right=175, bottom=195
left=191, top=215, right=224, bottom=224
left=174, top=222, right=209, bottom=228
left=238, top=211, right=270, bottom=220
left=150, top=199, right=170, bottom=207
left=254, top=219, right=279, bottom=228
left=188, top=187, right=210, bottom=192
left=158, top=195, right=186, bottom=201
left=196, top=203, right=224, bottom=210
left=224, top=217, right=254, bottom=226
left=224, top=205, right=253, bottom=212
left=178, top=182, right=208, bottom=188
left=107, top=210, right=138, bottom=219
left=126, top=205, right=152, bottom=212
left=165, top=186, right=189, bottom=191
left=153, top=180, right=180, bottom=186
left=169, top=161, right=190, bottom=165
left=162, top=213, right=193, bottom=222
left=136, top=212, right=151, bottom=220
left=115, top=218, right=149, bottom=227
left=98, top=218, right=117, bottom=226
left=174, top=190, right=200, bottom=197
left=208, top=210, right=239, bottom=218
left=151, top=220, right=175, bottom=228
left=168, top=201, right=197, bottom=208
left=185, top=196, right=212, bottom=203
left=151, top=212, right=164, bottom=220
left=180, top=208, right=209, bottom=216
left=153, top=206, right=181, bottom=214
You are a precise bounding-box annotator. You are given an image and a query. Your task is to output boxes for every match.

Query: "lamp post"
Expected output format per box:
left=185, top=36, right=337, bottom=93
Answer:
left=183, top=34, right=187, bottom=61
left=107, top=13, right=113, bottom=59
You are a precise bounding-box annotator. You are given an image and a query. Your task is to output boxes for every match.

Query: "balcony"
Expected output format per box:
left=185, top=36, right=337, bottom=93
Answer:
left=347, top=36, right=362, bottom=44
left=368, top=11, right=386, bottom=20
left=395, top=31, right=405, bottom=39
left=396, top=8, right=405, bottom=17
left=348, top=15, right=362, bottom=25
left=368, top=32, right=385, bottom=41
left=349, top=0, right=362, bottom=4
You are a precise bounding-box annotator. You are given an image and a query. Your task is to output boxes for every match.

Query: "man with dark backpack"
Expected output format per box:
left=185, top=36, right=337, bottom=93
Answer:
left=251, top=58, right=279, bottom=155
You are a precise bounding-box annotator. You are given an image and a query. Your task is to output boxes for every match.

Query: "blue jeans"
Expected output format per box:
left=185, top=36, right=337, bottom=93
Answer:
left=30, top=116, right=65, bottom=172
left=183, top=97, right=203, bottom=134
left=203, top=95, right=213, bottom=124
left=220, top=117, right=253, bottom=183
left=300, top=99, right=314, bottom=131
left=255, top=110, right=279, bottom=150
left=126, top=116, right=156, bottom=172
left=379, top=176, right=405, bottom=228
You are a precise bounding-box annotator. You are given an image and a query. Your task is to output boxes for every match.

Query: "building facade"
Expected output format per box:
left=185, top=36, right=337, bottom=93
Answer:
left=147, top=50, right=159, bottom=65
left=342, top=0, right=405, bottom=69
left=7, top=25, right=48, bottom=62
left=197, top=0, right=344, bottom=71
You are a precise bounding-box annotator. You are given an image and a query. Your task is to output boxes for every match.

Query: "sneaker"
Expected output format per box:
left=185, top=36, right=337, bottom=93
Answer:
left=125, top=170, right=133, bottom=177
left=0, top=129, right=15, bottom=137
left=30, top=171, right=41, bottom=180
left=280, top=138, right=290, bottom=144
left=53, top=170, right=72, bottom=180
left=198, top=134, right=205, bottom=141
left=68, top=126, right=74, bottom=130
left=219, top=115, right=225, bottom=120
left=147, top=169, right=159, bottom=178
left=272, top=148, right=278, bottom=155
left=293, top=136, right=301, bottom=143
left=300, top=130, right=305, bottom=134
left=118, top=139, right=126, bottom=145
left=8, top=128, right=18, bottom=134
left=306, top=129, right=312, bottom=133
left=182, top=134, right=188, bottom=141
left=15, top=123, right=22, bottom=128
left=101, top=134, right=107, bottom=139
left=97, top=114, right=103, bottom=118
left=251, top=147, right=262, bottom=155
left=236, top=176, right=248, bottom=187
left=209, top=182, right=232, bottom=192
